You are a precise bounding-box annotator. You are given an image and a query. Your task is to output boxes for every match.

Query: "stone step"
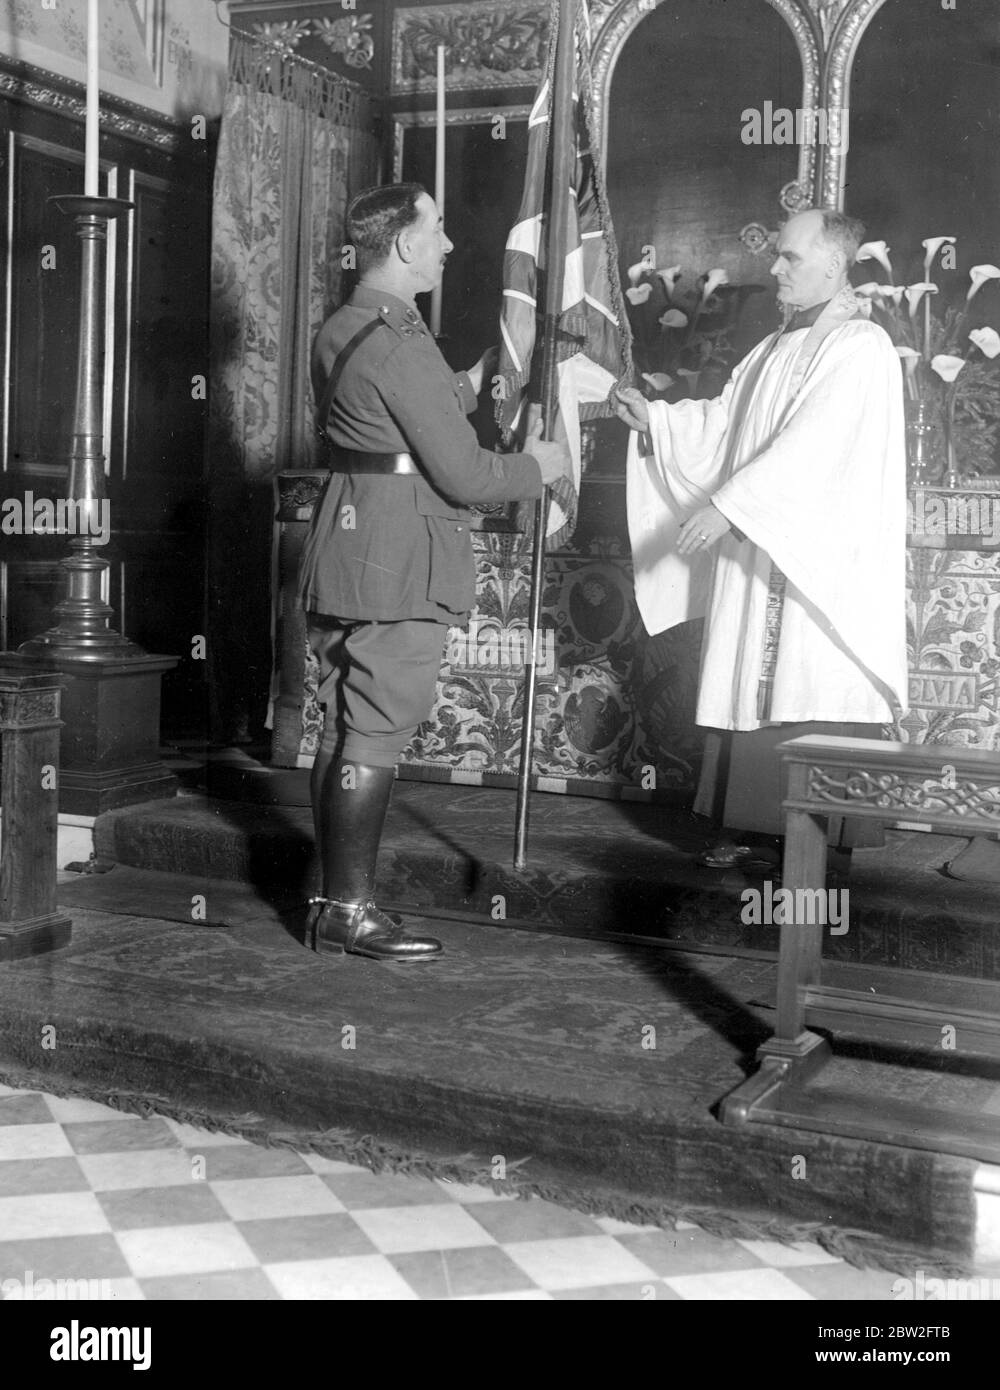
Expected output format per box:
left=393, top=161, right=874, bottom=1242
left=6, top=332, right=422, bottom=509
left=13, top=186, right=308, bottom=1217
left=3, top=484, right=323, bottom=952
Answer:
left=89, top=785, right=1000, bottom=977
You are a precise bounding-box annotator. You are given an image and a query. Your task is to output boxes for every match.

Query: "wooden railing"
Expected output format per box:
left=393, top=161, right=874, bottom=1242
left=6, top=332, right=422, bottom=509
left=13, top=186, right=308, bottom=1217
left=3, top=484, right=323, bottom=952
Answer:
left=721, top=735, right=1000, bottom=1162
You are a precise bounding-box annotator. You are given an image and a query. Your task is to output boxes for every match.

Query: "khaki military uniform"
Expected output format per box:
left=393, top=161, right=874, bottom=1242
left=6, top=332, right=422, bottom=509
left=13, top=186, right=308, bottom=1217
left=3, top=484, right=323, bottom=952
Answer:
left=298, top=285, right=543, bottom=766
left=299, top=285, right=541, bottom=621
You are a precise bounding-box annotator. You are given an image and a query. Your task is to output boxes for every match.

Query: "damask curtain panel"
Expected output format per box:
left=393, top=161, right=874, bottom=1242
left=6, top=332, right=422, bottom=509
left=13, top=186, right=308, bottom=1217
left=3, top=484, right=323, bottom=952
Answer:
left=206, top=33, right=380, bottom=743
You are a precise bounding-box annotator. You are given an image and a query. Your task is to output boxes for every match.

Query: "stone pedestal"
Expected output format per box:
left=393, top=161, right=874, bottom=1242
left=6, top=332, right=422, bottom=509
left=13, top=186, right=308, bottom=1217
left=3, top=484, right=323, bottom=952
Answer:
left=0, top=660, right=72, bottom=960
left=25, top=652, right=180, bottom=817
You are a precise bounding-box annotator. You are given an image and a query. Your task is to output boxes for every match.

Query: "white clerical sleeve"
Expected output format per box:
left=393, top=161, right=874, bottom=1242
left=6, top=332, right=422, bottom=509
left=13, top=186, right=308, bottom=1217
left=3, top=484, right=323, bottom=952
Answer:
left=710, top=320, right=908, bottom=715
left=626, top=362, right=746, bottom=635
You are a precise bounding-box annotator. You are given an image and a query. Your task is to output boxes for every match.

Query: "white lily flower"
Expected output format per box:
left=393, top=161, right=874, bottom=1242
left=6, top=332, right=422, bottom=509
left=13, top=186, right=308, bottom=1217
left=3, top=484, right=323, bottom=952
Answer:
left=658, top=308, right=688, bottom=328
left=626, top=252, right=655, bottom=285
left=967, top=265, right=1000, bottom=301
left=641, top=372, right=674, bottom=391
left=700, top=268, right=729, bottom=302
left=895, top=346, right=922, bottom=360
left=922, top=236, right=957, bottom=279
left=905, top=282, right=937, bottom=315
left=855, top=241, right=893, bottom=278
left=655, top=265, right=682, bottom=296
left=931, top=353, right=966, bottom=383
left=854, top=282, right=883, bottom=298
left=884, top=286, right=907, bottom=307
left=969, top=326, right=1000, bottom=358
left=626, top=284, right=653, bottom=305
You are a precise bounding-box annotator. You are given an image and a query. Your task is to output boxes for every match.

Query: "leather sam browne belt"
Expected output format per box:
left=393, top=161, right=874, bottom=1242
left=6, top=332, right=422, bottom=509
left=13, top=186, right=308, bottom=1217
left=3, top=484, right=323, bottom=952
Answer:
left=328, top=449, right=420, bottom=476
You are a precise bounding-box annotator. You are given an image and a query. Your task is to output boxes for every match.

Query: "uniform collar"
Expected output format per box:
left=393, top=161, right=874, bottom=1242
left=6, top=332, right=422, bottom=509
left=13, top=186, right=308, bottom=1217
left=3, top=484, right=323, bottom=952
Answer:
left=350, top=284, right=426, bottom=327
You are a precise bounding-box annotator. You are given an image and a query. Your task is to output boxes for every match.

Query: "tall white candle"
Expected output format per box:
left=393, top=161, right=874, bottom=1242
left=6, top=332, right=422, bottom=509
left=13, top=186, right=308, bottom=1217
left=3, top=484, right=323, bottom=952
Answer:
left=84, top=0, right=100, bottom=196
left=430, top=43, right=446, bottom=336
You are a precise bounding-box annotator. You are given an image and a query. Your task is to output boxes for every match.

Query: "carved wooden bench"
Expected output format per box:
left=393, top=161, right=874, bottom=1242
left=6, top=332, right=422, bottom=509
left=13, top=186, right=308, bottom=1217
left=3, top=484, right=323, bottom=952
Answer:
left=720, top=735, right=1000, bottom=1162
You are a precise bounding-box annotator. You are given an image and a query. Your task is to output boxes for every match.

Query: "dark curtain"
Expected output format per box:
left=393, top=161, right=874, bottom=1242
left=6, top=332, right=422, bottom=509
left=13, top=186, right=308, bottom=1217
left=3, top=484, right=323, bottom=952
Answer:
left=207, top=33, right=380, bottom=744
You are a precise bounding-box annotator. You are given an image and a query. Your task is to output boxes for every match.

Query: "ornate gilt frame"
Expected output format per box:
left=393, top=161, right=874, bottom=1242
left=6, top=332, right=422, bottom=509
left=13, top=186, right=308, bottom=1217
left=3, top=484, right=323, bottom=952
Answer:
left=588, top=0, right=890, bottom=210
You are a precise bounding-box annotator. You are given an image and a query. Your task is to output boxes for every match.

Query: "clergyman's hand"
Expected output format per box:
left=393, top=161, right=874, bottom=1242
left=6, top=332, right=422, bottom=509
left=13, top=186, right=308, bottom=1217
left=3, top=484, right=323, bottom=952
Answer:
left=466, top=345, right=499, bottom=395
left=613, top=384, right=650, bottom=432
left=676, top=504, right=731, bottom=557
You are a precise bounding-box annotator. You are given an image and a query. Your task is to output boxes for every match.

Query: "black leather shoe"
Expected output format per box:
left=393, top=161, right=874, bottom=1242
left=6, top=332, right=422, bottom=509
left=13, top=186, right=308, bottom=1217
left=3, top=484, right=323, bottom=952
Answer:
left=307, top=897, right=443, bottom=963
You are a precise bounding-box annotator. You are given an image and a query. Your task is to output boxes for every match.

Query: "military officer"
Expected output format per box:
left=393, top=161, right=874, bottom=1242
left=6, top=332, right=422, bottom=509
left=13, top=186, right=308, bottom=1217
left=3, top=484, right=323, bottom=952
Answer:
left=299, top=181, right=569, bottom=963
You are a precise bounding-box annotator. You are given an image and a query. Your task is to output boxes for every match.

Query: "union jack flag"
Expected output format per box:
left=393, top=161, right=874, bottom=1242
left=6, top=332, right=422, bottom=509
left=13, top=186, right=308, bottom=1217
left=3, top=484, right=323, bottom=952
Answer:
left=495, top=0, right=632, bottom=549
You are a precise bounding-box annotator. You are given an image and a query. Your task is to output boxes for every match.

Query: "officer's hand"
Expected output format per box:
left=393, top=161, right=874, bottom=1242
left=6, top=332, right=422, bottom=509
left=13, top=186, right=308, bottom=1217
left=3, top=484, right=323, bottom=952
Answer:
left=613, top=384, right=650, bottom=432
left=467, top=345, right=499, bottom=395
left=526, top=423, right=571, bottom=487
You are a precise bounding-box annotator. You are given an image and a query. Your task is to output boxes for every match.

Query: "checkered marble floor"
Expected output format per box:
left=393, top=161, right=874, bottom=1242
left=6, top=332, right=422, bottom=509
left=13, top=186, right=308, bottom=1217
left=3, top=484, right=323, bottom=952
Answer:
left=0, top=1083, right=957, bottom=1300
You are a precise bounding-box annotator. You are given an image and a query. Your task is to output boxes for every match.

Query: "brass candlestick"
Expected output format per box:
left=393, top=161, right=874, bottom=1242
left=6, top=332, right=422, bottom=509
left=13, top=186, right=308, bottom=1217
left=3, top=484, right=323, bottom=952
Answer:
left=18, top=194, right=179, bottom=815
left=19, top=195, right=140, bottom=660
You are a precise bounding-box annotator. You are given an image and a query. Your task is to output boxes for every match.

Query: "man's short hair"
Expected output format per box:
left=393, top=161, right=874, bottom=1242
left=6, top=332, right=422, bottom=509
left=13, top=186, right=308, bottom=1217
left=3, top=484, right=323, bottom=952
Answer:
left=818, top=209, right=866, bottom=264
left=346, top=183, right=426, bottom=274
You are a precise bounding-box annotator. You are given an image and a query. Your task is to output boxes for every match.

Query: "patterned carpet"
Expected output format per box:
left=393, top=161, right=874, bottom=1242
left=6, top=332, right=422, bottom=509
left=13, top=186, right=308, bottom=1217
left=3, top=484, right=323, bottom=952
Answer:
left=90, top=783, right=1000, bottom=977
left=0, top=900, right=988, bottom=1273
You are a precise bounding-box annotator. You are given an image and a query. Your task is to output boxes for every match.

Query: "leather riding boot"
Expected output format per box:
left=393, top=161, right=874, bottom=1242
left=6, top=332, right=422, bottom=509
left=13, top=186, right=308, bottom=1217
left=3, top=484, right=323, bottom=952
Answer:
left=308, top=759, right=442, bottom=963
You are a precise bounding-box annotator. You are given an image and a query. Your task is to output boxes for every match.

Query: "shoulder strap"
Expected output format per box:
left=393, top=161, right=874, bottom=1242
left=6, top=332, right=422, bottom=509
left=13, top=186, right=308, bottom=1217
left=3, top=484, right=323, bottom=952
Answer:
left=314, top=316, right=388, bottom=441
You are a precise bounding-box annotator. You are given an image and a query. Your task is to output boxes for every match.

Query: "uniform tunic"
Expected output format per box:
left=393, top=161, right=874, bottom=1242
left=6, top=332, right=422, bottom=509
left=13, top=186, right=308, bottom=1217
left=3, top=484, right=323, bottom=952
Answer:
left=298, top=285, right=543, bottom=622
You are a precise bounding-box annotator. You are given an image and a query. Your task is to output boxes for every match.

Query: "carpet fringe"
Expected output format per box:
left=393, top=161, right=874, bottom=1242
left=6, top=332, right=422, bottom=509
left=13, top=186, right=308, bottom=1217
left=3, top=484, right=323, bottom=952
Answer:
left=0, top=1065, right=975, bottom=1281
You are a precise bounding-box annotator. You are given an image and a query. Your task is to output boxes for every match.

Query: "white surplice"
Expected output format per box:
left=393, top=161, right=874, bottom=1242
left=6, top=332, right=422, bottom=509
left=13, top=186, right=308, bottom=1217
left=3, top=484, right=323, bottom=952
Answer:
left=626, top=315, right=909, bottom=731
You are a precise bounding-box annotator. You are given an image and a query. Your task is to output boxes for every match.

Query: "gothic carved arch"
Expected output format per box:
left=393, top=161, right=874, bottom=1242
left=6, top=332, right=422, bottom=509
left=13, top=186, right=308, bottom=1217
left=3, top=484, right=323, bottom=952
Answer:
left=813, top=0, right=888, bottom=208
left=589, top=0, right=892, bottom=211
left=590, top=0, right=822, bottom=209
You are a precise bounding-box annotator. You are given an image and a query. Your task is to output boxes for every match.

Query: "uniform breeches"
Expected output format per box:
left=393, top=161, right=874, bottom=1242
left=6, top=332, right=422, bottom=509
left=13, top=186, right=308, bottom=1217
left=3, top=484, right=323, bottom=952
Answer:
left=306, top=613, right=449, bottom=768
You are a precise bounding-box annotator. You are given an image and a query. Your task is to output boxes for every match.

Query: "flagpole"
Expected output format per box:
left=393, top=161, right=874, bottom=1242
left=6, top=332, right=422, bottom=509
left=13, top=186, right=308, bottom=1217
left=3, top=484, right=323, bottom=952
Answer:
left=513, top=0, right=575, bottom=870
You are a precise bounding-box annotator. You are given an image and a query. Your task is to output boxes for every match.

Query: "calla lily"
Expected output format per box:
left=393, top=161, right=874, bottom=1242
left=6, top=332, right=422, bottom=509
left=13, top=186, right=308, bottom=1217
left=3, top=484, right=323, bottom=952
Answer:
left=856, top=240, right=893, bottom=278
left=970, top=326, right=1000, bottom=359
left=700, top=268, right=729, bottom=301
left=625, top=284, right=653, bottom=305
left=626, top=252, right=655, bottom=285
left=922, top=236, right=956, bottom=278
left=655, top=265, right=682, bottom=296
left=895, top=346, right=921, bottom=360
left=905, top=282, right=937, bottom=315
left=931, top=354, right=966, bottom=383
left=641, top=372, right=674, bottom=391
left=658, top=308, right=688, bottom=328
left=858, top=282, right=907, bottom=305
left=967, top=265, right=1000, bottom=301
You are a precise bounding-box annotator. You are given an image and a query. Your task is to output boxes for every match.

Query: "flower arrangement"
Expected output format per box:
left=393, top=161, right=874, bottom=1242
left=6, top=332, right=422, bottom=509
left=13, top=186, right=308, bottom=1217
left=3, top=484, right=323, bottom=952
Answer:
left=853, top=237, right=1000, bottom=480
left=623, top=253, right=768, bottom=401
